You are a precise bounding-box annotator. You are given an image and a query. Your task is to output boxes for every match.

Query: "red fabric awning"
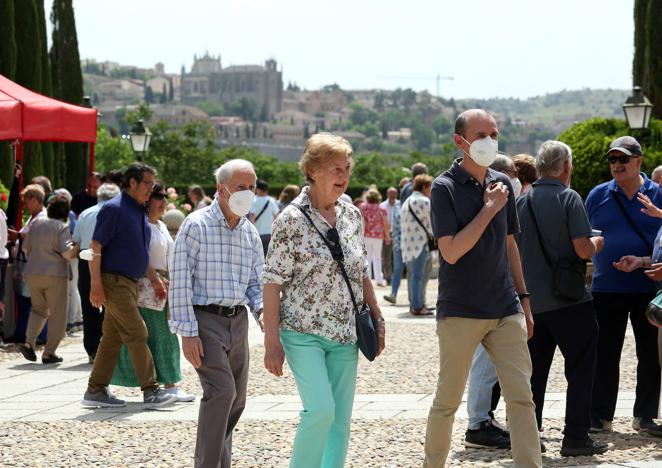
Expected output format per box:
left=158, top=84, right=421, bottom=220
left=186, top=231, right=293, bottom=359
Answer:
left=0, top=73, right=97, bottom=143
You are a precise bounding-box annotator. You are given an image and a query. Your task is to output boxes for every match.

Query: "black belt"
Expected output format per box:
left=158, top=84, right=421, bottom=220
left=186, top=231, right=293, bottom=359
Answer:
left=194, top=304, right=246, bottom=317
left=104, top=271, right=139, bottom=282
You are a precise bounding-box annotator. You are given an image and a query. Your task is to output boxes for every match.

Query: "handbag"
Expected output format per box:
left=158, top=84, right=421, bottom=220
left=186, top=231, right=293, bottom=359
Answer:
left=526, top=192, right=587, bottom=302
left=408, top=204, right=438, bottom=252
left=292, top=203, right=379, bottom=361
left=646, top=289, right=662, bottom=327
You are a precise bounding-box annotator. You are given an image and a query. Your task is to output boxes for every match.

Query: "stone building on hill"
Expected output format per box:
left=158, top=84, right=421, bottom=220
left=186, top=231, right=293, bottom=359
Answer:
left=181, top=53, right=283, bottom=120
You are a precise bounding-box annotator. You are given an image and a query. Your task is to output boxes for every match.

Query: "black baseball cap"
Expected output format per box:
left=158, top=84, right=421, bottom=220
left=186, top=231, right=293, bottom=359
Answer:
left=606, top=136, right=643, bottom=157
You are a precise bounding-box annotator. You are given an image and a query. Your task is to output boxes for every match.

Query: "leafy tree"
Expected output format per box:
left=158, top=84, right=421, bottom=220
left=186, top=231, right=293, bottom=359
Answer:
left=633, top=0, right=648, bottom=88
left=0, top=0, right=16, bottom=186
left=168, top=78, right=174, bottom=101
left=94, top=125, right=134, bottom=174
left=195, top=100, right=224, bottom=117
left=412, top=123, right=436, bottom=151
left=229, top=97, right=257, bottom=121
left=125, top=102, right=153, bottom=127
left=51, top=0, right=86, bottom=191
left=432, top=115, right=453, bottom=136
left=643, top=0, right=662, bottom=118
left=349, top=103, right=379, bottom=127
left=14, top=0, right=43, bottom=182
left=558, top=117, right=662, bottom=197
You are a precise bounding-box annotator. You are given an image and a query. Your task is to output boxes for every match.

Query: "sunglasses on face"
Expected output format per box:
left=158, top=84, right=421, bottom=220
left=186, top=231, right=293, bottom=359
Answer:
left=608, top=154, right=640, bottom=165
left=151, top=192, right=167, bottom=200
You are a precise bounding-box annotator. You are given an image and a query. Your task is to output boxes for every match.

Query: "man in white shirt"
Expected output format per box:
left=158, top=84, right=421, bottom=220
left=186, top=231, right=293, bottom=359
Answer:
left=379, top=187, right=400, bottom=285
left=249, top=179, right=280, bottom=256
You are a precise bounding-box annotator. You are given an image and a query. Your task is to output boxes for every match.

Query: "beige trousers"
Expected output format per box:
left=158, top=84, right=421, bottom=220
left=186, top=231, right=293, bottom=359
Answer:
left=25, top=275, right=69, bottom=356
left=424, top=313, right=542, bottom=468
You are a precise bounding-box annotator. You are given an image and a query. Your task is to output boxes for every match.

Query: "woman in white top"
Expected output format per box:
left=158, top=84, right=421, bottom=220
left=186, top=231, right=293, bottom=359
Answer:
left=0, top=209, right=9, bottom=326
left=111, top=183, right=194, bottom=402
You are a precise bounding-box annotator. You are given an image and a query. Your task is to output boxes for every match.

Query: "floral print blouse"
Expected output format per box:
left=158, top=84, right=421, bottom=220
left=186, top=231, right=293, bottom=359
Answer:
left=263, top=186, right=369, bottom=344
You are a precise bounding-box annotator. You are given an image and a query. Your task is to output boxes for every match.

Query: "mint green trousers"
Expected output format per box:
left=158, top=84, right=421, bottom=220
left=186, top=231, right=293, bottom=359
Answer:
left=281, top=329, right=358, bottom=468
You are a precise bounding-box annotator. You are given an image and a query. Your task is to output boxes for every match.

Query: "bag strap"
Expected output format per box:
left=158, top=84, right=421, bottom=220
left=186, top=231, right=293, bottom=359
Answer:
left=292, top=203, right=361, bottom=316
left=610, top=191, right=654, bottom=252
left=408, top=203, right=432, bottom=241
left=525, top=192, right=555, bottom=270
left=254, top=199, right=271, bottom=222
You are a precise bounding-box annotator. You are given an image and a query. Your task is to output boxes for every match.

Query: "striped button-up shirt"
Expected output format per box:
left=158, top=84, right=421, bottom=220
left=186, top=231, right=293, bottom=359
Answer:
left=168, top=200, right=264, bottom=337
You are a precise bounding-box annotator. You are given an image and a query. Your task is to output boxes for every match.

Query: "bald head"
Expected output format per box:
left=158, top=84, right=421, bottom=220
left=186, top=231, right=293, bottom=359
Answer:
left=454, top=109, right=497, bottom=138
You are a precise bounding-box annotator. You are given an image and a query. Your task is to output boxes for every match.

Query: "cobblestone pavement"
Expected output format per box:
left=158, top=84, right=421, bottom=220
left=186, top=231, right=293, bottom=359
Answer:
left=0, top=281, right=659, bottom=467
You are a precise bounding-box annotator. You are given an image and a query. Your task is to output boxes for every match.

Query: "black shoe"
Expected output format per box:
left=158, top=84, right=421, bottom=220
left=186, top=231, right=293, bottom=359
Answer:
left=465, top=420, right=511, bottom=449
left=590, top=416, right=613, bottom=433
left=42, top=354, right=63, bottom=364
left=560, top=435, right=608, bottom=457
left=18, top=344, right=37, bottom=362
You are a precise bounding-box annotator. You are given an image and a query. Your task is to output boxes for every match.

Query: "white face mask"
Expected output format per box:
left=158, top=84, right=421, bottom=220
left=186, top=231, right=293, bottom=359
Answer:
left=510, top=177, right=522, bottom=197
left=463, top=136, right=499, bottom=167
left=224, top=187, right=255, bottom=217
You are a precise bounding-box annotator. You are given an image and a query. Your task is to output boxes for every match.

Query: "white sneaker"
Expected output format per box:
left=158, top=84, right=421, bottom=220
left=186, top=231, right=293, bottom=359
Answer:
left=164, top=386, right=195, bottom=402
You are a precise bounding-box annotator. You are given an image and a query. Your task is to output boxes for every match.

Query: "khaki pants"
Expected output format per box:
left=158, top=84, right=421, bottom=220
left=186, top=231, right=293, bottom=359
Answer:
left=88, top=273, right=157, bottom=393
left=424, top=313, right=541, bottom=468
left=25, top=275, right=69, bottom=356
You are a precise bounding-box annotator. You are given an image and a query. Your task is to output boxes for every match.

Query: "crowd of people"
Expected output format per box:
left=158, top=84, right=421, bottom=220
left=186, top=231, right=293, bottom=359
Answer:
left=1, top=109, right=662, bottom=468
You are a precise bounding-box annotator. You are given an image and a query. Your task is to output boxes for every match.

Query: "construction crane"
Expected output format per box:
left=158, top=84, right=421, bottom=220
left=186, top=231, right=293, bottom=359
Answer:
left=377, top=74, right=454, bottom=98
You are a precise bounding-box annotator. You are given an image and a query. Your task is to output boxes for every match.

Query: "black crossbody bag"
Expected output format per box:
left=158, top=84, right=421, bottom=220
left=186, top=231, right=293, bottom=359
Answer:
left=292, top=204, right=379, bottom=361
left=408, top=204, right=438, bottom=251
left=525, top=192, right=587, bottom=302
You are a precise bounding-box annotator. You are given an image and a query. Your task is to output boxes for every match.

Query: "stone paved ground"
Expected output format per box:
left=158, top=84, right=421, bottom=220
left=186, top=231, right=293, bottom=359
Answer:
left=0, top=281, right=659, bottom=467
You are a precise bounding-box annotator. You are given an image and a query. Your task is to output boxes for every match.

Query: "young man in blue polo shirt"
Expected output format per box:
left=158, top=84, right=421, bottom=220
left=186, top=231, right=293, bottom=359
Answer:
left=586, top=136, right=662, bottom=433
left=423, top=109, right=541, bottom=467
left=81, top=163, right=176, bottom=410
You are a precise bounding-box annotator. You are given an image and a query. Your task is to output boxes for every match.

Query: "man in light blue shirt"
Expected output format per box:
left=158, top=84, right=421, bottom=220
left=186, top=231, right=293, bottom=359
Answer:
left=169, top=159, right=263, bottom=468
left=249, top=179, right=279, bottom=256
left=72, top=182, right=120, bottom=362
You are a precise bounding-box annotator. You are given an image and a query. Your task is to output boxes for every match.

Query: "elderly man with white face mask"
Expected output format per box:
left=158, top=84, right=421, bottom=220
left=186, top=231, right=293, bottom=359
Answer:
left=168, top=159, right=264, bottom=468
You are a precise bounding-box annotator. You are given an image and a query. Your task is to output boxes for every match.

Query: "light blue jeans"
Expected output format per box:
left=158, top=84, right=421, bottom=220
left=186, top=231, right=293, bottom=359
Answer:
left=281, top=329, right=358, bottom=468
left=390, top=247, right=405, bottom=297
left=406, top=246, right=429, bottom=310
left=467, top=343, right=499, bottom=429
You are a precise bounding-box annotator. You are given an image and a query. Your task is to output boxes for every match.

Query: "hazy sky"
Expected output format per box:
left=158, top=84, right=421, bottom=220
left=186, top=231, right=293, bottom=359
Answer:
left=69, top=0, right=635, bottom=99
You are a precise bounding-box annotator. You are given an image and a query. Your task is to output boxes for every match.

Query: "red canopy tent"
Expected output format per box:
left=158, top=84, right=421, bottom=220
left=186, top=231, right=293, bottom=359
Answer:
left=0, top=73, right=97, bottom=227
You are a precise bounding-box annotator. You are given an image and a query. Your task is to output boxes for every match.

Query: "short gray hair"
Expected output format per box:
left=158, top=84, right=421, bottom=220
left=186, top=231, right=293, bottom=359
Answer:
left=535, top=140, right=572, bottom=178
left=214, top=159, right=255, bottom=184
left=652, top=166, right=662, bottom=179
left=490, top=154, right=515, bottom=174
left=53, top=188, right=72, bottom=202
left=97, top=183, right=120, bottom=202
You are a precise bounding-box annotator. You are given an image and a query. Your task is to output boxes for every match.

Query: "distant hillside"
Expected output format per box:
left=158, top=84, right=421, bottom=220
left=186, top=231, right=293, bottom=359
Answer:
left=456, top=88, right=630, bottom=132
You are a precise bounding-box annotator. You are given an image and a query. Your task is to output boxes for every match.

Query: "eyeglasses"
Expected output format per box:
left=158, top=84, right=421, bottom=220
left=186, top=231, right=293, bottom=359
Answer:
left=325, top=228, right=344, bottom=262
left=608, top=155, right=640, bottom=165
left=151, top=192, right=166, bottom=200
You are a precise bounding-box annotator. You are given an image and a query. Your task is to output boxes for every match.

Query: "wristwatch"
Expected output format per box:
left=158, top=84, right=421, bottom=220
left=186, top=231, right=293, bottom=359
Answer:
left=518, top=292, right=531, bottom=300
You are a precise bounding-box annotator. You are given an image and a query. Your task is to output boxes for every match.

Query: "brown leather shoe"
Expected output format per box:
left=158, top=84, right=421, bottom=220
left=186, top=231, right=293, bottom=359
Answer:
left=410, top=307, right=433, bottom=316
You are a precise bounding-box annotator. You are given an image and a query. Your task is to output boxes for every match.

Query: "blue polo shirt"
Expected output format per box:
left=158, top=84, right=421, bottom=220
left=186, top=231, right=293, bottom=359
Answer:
left=430, top=159, right=521, bottom=319
left=92, top=191, right=151, bottom=279
left=586, top=173, right=662, bottom=293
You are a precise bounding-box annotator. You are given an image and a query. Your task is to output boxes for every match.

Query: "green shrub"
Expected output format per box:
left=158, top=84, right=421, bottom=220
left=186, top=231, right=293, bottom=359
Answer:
left=557, top=117, right=662, bottom=198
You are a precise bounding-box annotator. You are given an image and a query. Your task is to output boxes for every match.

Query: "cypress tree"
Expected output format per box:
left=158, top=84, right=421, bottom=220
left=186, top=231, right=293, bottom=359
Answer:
left=50, top=0, right=85, bottom=191
left=0, top=0, right=17, bottom=186
left=632, top=0, right=648, bottom=89
left=36, top=0, right=55, bottom=183
left=644, top=0, right=662, bottom=118
left=14, top=0, right=44, bottom=182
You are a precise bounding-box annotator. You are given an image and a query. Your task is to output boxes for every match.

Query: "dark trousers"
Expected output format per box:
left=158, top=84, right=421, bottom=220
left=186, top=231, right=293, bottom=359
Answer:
left=10, top=294, right=47, bottom=343
left=528, top=302, right=598, bottom=439
left=381, top=241, right=393, bottom=282
left=592, top=292, right=661, bottom=420
left=78, top=260, right=104, bottom=357
left=259, top=234, right=271, bottom=258
left=193, top=309, right=249, bottom=468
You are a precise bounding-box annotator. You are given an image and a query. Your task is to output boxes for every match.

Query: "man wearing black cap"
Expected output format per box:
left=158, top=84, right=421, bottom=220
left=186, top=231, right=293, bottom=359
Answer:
left=586, top=135, right=662, bottom=434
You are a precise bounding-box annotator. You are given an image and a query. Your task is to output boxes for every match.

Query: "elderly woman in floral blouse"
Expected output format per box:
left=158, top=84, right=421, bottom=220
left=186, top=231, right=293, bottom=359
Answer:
left=263, top=133, right=386, bottom=468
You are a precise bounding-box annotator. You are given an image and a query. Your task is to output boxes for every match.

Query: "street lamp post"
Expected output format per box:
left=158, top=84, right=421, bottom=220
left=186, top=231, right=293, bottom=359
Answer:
left=622, top=86, right=654, bottom=130
left=129, top=119, right=152, bottom=161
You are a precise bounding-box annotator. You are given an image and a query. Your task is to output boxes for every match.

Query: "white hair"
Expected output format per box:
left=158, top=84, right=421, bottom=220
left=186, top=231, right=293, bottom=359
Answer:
left=214, top=159, right=255, bottom=184
left=53, top=188, right=72, bottom=202
left=97, top=183, right=120, bottom=202
left=535, top=140, right=572, bottom=178
left=652, top=166, right=662, bottom=179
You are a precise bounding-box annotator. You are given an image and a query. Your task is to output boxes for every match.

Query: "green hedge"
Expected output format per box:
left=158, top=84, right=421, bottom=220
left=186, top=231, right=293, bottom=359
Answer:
left=557, top=117, right=662, bottom=198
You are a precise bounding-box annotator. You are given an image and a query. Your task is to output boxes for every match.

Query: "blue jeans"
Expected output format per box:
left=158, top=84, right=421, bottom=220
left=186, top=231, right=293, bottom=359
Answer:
left=406, top=246, right=429, bottom=310
left=390, top=247, right=404, bottom=297
left=467, top=343, right=499, bottom=429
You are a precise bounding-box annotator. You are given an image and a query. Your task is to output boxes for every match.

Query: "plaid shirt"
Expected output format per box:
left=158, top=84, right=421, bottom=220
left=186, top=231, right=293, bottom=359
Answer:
left=168, top=200, right=264, bottom=337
